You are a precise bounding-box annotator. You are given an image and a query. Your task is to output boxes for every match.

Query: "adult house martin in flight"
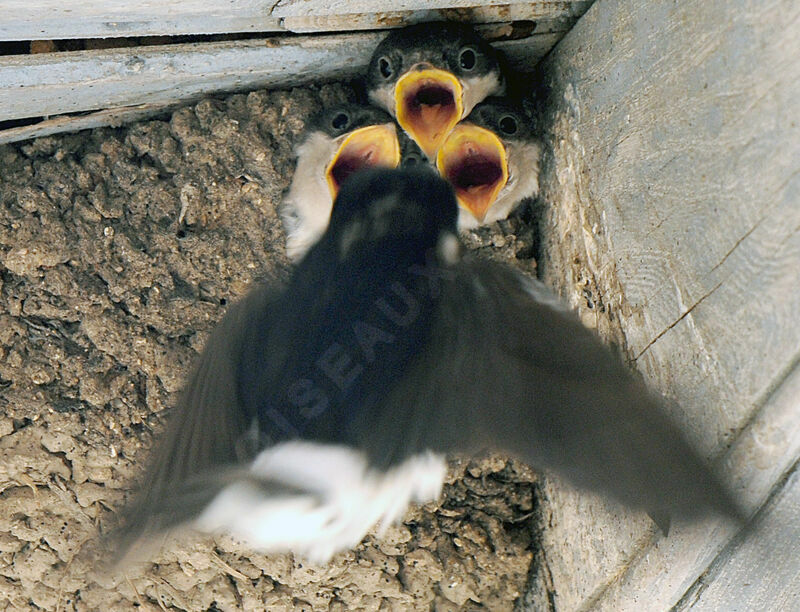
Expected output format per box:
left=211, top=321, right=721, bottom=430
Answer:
left=112, top=168, right=742, bottom=566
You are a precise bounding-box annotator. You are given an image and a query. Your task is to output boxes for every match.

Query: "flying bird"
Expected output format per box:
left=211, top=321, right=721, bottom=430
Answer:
left=111, top=168, right=742, bottom=566
left=437, top=97, right=542, bottom=229
left=366, top=22, right=505, bottom=160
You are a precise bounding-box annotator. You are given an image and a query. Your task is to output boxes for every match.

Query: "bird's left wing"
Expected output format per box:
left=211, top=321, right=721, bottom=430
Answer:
left=353, top=258, right=742, bottom=524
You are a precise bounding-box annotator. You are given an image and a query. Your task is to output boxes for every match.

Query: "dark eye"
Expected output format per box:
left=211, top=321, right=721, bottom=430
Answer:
left=331, top=112, right=350, bottom=131
left=403, top=153, right=422, bottom=166
left=459, top=47, right=477, bottom=71
left=498, top=114, right=518, bottom=136
left=378, top=57, right=393, bottom=79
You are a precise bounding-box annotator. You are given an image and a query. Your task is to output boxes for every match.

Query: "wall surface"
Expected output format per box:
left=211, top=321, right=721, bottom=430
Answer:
left=531, top=0, right=800, bottom=609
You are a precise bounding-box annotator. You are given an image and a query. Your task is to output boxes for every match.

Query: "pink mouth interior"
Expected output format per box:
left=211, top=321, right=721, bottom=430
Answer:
left=329, top=148, right=377, bottom=191
left=408, top=84, right=455, bottom=110
left=446, top=154, right=503, bottom=192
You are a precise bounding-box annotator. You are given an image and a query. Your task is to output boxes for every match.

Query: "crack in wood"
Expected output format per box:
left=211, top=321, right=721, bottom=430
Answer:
left=269, top=0, right=284, bottom=17
left=634, top=276, right=726, bottom=361
left=711, top=164, right=799, bottom=274
left=710, top=216, right=764, bottom=273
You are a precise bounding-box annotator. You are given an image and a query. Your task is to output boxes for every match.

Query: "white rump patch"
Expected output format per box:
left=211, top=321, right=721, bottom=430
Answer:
left=196, top=442, right=447, bottom=564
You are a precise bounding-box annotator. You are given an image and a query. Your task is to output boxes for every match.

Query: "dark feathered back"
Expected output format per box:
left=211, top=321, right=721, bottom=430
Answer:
left=240, top=168, right=460, bottom=446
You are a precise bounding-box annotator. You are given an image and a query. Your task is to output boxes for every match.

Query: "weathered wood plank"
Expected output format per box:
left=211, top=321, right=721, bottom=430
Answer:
left=0, top=31, right=561, bottom=139
left=0, top=34, right=386, bottom=122
left=274, top=0, right=586, bottom=13
left=0, top=103, right=182, bottom=146
left=677, top=458, right=800, bottom=612
left=0, top=0, right=285, bottom=38
left=591, top=361, right=800, bottom=611
left=0, top=0, right=592, bottom=39
left=530, top=0, right=800, bottom=609
left=279, top=2, right=592, bottom=34
left=543, top=0, right=800, bottom=456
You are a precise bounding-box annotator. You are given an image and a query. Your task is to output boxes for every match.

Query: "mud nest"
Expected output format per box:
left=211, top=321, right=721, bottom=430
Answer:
left=0, top=82, right=541, bottom=611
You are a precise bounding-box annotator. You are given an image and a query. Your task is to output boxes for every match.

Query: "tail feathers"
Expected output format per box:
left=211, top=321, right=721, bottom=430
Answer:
left=104, top=469, right=309, bottom=570
left=103, top=443, right=447, bottom=569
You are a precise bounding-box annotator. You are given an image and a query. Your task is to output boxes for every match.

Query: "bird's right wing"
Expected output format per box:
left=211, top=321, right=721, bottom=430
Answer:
left=109, top=284, right=282, bottom=559
left=355, top=258, right=742, bottom=523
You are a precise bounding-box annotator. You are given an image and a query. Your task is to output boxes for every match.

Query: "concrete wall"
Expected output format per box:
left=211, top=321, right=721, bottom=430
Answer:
left=528, top=0, right=800, bottom=609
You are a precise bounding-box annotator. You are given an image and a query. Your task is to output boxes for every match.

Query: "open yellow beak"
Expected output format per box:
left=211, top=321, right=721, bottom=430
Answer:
left=395, top=68, right=464, bottom=160
left=325, top=124, right=401, bottom=199
left=436, top=124, right=509, bottom=223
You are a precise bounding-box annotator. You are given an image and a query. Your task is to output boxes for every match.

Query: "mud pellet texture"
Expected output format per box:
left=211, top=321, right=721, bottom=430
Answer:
left=0, top=82, right=540, bottom=611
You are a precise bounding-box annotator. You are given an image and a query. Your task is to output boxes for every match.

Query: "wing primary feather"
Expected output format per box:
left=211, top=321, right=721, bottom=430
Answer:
left=107, top=285, right=279, bottom=563
left=356, top=257, right=744, bottom=524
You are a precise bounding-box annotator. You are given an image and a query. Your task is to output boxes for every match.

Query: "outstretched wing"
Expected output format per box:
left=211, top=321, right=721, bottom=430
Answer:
left=110, top=284, right=282, bottom=557
left=355, top=257, right=742, bottom=522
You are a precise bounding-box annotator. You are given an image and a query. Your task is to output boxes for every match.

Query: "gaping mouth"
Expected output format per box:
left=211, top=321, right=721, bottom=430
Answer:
left=326, top=124, right=401, bottom=198
left=395, top=68, right=464, bottom=159
left=436, top=124, right=508, bottom=222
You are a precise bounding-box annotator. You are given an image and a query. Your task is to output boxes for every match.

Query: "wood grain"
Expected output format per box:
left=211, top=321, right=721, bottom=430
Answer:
left=0, top=103, right=182, bottom=146
left=0, top=0, right=592, bottom=39
left=0, top=31, right=561, bottom=141
left=532, top=0, right=800, bottom=609
left=0, top=35, right=385, bottom=122
left=676, top=460, right=800, bottom=611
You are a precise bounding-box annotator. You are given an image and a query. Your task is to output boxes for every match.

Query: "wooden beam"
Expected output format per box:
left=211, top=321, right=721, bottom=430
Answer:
left=0, top=1, right=592, bottom=40
left=532, top=0, right=800, bottom=608
left=0, top=103, right=183, bottom=146
left=0, top=31, right=561, bottom=144
left=278, top=2, right=592, bottom=34
left=675, top=455, right=800, bottom=611
left=594, top=364, right=800, bottom=610
left=0, top=34, right=385, bottom=122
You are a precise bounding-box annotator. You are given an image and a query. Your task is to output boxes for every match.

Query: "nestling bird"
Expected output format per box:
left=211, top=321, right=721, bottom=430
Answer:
left=366, top=22, right=505, bottom=159
left=280, top=104, right=401, bottom=261
left=112, top=168, right=741, bottom=566
left=436, top=97, right=542, bottom=229
left=280, top=104, right=430, bottom=261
